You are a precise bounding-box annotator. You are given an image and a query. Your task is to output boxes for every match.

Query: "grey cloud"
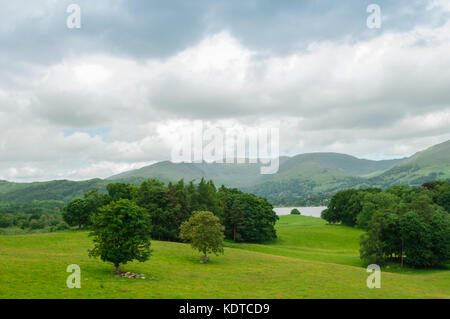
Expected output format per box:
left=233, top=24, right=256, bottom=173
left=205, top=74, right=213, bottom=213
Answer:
left=1, top=0, right=449, bottom=67
left=1, top=1, right=450, bottom=181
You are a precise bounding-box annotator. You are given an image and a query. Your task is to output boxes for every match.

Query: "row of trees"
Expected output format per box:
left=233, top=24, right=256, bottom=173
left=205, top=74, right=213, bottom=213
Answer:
left=321, top=181, right=450, bottom=268
left=244, top=178, right=331, bottom=206
left=0, top=212, right=68, bottom=231
left=63, top=178, right=279, bottom=244
left=0, top=200, right=67, bottom=232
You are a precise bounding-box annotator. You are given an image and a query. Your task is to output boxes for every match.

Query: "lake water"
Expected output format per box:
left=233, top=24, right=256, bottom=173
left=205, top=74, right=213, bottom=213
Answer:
left=273, top=206, right=327, bottom=218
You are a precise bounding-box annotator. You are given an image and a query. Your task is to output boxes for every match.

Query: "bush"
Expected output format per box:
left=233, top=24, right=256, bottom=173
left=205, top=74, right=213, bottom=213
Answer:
left=290, top=208, right=301, bottom=215
left=0, top=213, right=14, bottom=228
left=29, top=219, right=45, bottom=230
left=54, top=221, right=71, bottom=231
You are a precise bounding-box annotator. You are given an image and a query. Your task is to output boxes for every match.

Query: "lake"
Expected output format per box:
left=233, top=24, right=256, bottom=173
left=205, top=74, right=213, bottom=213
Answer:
left=273, top=206, right=327, bottom=218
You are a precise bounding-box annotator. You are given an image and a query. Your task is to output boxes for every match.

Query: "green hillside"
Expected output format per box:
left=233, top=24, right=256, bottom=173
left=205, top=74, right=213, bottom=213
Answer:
left=368, top=140, right=450, bottom=187
left=0, top=177, right=144, bottom=203
left=277, top=153, right=403, bottom=177
left=0, top=140, right=448, bottom=205
left=109, top=153, right=403, bottom=186
left=109, top=160, right=267, bottom=187
left=0, top=179, right=107, bottom=202
left=245, top=142, right=449, bottom=205
left=1, top=215, right=448, bottom=299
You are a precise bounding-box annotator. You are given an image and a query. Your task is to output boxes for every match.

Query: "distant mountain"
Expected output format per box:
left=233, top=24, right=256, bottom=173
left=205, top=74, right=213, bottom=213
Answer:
left=0, top=179, right=107, bottom=203
left=0, top=177, right=144, bottom=203
left=108, top=153, right=404, bottom=187
left=368, top=140, right=450, bottom=187
left=267, top=153, right=404, bottom=185
left=108, top=161, right=267, bottom=187
left=0, top=140, right=448, bottom=205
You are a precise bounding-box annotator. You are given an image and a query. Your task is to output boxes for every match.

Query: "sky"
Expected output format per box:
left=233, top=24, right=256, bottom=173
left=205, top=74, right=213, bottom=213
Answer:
left=1, top=0, right=450, bottom=182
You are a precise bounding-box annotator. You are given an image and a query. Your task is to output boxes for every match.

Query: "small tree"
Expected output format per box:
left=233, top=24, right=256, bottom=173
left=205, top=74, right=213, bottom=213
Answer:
left=63, top=198, right=89, bottom=229
left=180, top=211, right=224, bottom=263
left=290, top=208, right=301, bottom=215
left=88, top=199, right=152, bottom=274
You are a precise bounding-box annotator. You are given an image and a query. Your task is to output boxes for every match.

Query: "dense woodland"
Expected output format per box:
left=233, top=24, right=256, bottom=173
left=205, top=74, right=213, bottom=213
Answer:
left=0, top=179, right=278, bottom=241
left=322, top=181, right=450, bottom=268
left=62, top=178, right=278, bottom=244
left=0, top=200, right=67, bottom=234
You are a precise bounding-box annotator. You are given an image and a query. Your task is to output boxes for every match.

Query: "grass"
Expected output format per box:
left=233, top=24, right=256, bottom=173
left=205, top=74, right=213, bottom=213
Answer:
left=0, top=215, right=448, bottom=299
left=226, top=215, right=364, bottom=267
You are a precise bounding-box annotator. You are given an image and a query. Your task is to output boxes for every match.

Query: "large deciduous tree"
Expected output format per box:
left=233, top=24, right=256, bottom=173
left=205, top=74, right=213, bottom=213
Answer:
left=88, top=199, right=152, bottom=274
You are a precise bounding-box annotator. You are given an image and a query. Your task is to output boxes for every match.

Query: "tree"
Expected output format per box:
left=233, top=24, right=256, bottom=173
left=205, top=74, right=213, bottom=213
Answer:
left=137, top=179, right=175, bottom=241
left=357, top=191, right=398, bottom=229
left=88, top=199, right=152, bottom=274
left=424, top=181, right=450, bottom=213
left=290, top=208, right=301, bottom=215
left=239, top=193, right=279, bottom=242
left=62, top=198, right=89, bottom=229
left=166, top=180, right=191, bottom=238
left=226, top=200, right=246, bottom=241
left=84, top=189, right=110, bottom=217
left=360, top=194, right=450, bottom=268
left=398, top=211, right=432, bottom=267
left=322, top=189, right=367, bottom=226
left=106, top=183, right=136, bottom=202
left=179, top=211, right=225, bottom=263
left=360, top=209, right=400, bottom=266
left=398, top=196, right=450, bottom=267
left=0, top=213, right=14, bottom=228
left=219, top=189, right=278, bottom=243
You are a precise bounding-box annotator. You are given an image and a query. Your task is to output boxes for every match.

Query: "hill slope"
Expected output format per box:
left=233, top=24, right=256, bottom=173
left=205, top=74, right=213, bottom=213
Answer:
left=0, top=179, right=107, bottom=202
left=277, top=153, right=403, bottom=177
left=368, top=140, right=450, bottom=187
left=0, top=140, right=447, bottom=205
left=0, top=215, right=448, bottom=298
left=0, top=177, right=145, bottom=203
left=109, top=153, right=403, bottom=184
left=108, top=160, right=271, bottom=187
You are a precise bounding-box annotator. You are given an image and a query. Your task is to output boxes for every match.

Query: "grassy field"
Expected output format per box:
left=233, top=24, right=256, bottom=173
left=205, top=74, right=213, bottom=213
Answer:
left=0, top=215, right=448, bottom=299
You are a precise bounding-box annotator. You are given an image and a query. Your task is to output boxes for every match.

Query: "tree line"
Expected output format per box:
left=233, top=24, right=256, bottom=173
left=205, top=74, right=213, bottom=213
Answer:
left=0, top=200, right=68, bottom=233
left=63, top=178, right=279, bottom=244
left=321, top=181, right=450, bottom=268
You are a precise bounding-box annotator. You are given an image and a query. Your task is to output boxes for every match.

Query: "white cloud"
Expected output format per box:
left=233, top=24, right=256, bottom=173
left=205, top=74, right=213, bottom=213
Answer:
left=427, top=0, right=450, bottom=12
left=1, top=19, right=450, bottom=181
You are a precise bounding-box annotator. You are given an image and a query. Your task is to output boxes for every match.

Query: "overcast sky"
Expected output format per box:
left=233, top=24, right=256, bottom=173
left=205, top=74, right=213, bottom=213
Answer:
left=1, top=0, right=450, bottom=182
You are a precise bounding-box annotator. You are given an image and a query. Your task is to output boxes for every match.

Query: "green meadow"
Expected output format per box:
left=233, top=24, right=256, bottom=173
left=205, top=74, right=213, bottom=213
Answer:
left=0, top=215, right=448, bottom=299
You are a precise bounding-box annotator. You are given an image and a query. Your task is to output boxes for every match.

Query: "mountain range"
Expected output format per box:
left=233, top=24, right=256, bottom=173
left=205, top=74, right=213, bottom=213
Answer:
left=0, top=140, right=449, bottom=206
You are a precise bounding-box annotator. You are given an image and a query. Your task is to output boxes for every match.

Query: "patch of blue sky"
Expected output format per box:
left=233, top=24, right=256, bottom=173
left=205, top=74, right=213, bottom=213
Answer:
left=63, top=127, right=112, bottom=142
